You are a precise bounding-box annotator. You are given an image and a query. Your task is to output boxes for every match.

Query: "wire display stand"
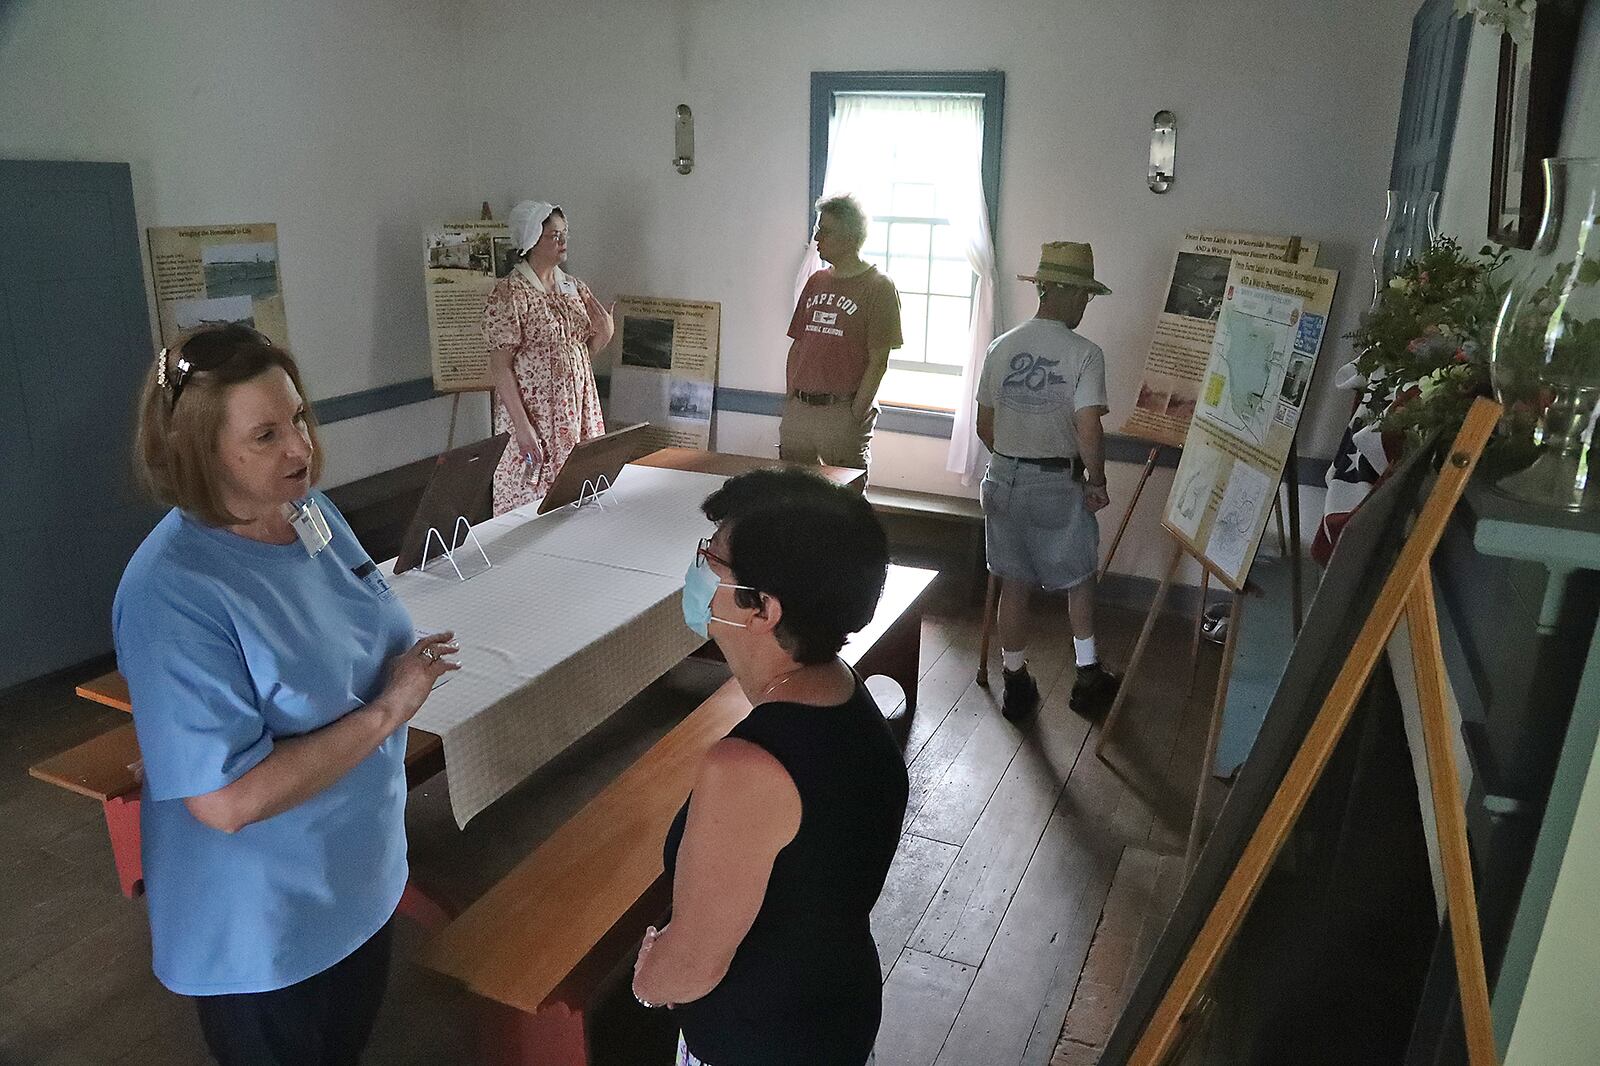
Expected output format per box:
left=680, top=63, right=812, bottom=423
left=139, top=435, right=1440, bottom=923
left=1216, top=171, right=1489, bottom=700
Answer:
left=420, top=515, right=493, bottom=582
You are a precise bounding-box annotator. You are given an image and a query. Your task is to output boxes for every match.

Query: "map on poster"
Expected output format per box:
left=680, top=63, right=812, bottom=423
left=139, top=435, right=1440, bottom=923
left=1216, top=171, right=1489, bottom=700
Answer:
left=424, top=220, right=512, bottom=392
left=604, top=296, right=720, bottom=451
left=1122, top=230, right=1319, bottom=447
left=1161, top=256, right=1339, bottom=590
left=148, top=223, right=290, bottom=348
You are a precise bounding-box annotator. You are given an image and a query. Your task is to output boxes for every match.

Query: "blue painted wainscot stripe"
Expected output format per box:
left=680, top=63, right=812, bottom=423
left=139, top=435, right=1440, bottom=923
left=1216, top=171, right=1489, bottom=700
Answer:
left=316, top=376, right=1332, bottom=483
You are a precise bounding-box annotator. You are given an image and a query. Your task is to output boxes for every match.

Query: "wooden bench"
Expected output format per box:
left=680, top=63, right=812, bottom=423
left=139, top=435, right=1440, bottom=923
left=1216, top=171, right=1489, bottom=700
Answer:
left=421, top=564, right=937, bottom=1066
left=29, top=671, right=452, bottom=929
left=867, top=486, right=985, bottom=595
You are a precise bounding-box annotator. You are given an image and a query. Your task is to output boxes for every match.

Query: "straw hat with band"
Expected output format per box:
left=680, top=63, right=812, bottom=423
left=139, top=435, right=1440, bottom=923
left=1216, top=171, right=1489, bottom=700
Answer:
left=1016, top=241, right=1111, bottom=295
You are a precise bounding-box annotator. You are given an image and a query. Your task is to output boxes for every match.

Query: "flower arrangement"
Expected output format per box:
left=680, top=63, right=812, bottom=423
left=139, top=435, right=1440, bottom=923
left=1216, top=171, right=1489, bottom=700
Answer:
left=1346, top=238, right=1512, bottom=445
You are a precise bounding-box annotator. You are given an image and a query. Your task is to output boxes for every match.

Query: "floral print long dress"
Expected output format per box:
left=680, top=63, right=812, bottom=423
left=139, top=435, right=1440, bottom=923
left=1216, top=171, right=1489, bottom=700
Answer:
left=482, top=265, right=606, bottom=514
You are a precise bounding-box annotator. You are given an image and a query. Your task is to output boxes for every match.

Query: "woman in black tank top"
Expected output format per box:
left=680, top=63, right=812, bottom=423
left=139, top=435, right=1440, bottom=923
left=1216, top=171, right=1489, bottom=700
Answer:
left=632, top=468, right=907, bottom=1066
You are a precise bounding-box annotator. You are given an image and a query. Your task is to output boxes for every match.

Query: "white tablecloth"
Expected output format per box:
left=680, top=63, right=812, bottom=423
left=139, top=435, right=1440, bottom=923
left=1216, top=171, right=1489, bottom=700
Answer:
left=389, top=465, right=725, bottom=826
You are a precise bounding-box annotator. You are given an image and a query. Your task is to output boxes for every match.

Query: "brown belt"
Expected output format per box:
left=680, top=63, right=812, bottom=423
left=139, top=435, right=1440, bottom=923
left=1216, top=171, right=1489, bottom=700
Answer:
left=790, top=389, right=854, bottom=406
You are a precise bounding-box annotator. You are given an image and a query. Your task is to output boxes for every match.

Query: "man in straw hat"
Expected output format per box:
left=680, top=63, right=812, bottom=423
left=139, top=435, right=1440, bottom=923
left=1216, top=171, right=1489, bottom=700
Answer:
left=976, top=241, right=1121, bottom=721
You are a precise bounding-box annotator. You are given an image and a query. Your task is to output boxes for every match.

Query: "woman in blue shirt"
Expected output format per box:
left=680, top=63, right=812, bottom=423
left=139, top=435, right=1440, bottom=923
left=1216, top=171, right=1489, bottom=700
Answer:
left=115, top=324, right=459, bottom=1066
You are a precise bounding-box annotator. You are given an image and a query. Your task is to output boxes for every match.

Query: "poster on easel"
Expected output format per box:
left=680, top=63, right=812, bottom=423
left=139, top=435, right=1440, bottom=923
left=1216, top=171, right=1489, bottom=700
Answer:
left=1123, top=231, right=1321, bottom=447
left=1162, top=257, right=1339, bottom=590
left=424, top=220, right=511, bottom=392
left=148, top=223, right=289, bottom=348
left=604, top=296, right=720, bottom=451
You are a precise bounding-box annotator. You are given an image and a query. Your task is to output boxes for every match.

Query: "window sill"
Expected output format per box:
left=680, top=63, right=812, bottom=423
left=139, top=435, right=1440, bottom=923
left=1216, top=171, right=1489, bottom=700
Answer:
left=877, top=404, right=956, bottom=438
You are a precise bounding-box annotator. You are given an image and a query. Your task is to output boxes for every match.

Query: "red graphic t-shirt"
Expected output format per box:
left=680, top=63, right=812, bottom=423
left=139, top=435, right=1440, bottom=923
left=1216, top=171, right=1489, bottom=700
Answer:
left=786, top=266, right=903, bottom=394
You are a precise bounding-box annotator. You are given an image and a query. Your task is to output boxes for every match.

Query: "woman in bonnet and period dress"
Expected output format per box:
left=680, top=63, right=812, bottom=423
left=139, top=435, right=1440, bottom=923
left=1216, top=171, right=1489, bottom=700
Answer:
left=483, top=198, right=615, bottom=513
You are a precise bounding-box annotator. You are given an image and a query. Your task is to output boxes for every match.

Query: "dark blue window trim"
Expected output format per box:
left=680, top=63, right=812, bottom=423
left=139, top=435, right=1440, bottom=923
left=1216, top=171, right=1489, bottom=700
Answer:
left=808, top=70, right=1005, bottom=238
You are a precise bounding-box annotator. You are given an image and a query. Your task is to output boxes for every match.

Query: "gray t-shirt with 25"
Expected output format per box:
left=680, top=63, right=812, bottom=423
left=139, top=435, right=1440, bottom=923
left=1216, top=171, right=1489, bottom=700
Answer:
left=976, top=318, right=1107, bottom=459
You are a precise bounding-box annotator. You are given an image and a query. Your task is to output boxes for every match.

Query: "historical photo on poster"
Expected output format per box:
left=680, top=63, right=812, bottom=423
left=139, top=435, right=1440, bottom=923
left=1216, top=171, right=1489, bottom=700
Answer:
left=1161, top=256, right=1339, bottom=589
left=148, top=223, right=289, bottom=348
left=605, top=296, right=720, bottom=451
left=1163, top=251, right=1232, bottom=321
left=424, top=220, right=510, bottom=392
left=621, top=316, right=675, bottom=370
left=1122, top=230, right=1319, bottom=447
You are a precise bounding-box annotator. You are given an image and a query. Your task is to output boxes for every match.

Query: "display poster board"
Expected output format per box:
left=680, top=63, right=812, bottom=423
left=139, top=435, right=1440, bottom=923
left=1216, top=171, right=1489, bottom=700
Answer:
left=394, top=432, right=509, bottom=574
left=1099, top=443, right=1433, bottom=1064
left=1161, top=257, right=1339, bottom=590
left=424, top=220, right=511, bottom=392
left=148, top=223, right=289, bottom=348
left=604, top=296, right=720, bottom=451
left=1123, top=231, right=1321, bottom=447
left=536, top=422, right=653, bottom=514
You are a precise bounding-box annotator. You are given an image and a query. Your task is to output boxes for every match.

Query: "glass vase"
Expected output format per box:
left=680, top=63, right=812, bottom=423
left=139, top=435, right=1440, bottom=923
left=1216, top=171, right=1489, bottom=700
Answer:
left=1372, top=189, right=1440, bottom=306
left=1489, top=158, right=1600, bottom=511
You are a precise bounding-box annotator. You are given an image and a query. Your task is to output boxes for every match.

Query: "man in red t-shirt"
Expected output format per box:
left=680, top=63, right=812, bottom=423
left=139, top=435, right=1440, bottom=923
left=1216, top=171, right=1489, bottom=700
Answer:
left=781, top=194, right=903, bottom=470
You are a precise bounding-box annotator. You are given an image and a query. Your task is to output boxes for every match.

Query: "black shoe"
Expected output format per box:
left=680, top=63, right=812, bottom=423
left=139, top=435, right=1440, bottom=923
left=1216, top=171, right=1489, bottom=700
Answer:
left=1001, top=666, right=1040, bottom=722
left=1070, top=662, right=1121, bottom=717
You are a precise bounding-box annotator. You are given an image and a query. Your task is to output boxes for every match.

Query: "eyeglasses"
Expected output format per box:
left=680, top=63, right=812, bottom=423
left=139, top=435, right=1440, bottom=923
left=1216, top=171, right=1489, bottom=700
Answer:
left=541, top=229, right=570, bottom=244
left=696, top=537, right=733, bottom=571
left=157, top=324, right=272, bottom=412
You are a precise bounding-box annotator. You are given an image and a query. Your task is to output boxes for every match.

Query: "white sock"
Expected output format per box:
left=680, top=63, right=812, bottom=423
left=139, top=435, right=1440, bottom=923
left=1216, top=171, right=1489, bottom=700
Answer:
left=1002, top=648, right=1027, bottom=672
left=1074, top=636, right=1098, bottom=667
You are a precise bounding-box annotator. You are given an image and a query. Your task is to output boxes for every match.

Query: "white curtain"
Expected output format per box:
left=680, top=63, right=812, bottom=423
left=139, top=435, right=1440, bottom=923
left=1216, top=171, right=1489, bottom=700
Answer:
left=793, top=95, right=998, bottom=485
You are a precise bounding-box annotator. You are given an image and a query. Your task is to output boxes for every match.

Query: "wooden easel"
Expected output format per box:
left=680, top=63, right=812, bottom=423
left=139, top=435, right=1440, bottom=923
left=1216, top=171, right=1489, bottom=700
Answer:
left=1122, top=399, right=1501, bottom=1066
left=1095, top=533, right=1255, bottom=872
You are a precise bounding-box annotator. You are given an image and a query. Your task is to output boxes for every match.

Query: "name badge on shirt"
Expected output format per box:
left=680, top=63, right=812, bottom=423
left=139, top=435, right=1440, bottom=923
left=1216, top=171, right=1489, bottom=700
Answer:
left=283, top=498, right=333, bottom=557
left=352, top=560, right=395, bottom=601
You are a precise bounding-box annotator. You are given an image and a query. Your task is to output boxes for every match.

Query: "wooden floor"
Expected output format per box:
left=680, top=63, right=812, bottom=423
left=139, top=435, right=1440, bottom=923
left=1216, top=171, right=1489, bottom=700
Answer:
left=0, top=576, right=1224, bottom=1065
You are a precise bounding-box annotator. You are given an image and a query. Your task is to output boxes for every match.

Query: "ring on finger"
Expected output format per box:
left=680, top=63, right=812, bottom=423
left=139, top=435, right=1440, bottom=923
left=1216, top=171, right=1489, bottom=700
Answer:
left=422, top=648, right=437, bottom=663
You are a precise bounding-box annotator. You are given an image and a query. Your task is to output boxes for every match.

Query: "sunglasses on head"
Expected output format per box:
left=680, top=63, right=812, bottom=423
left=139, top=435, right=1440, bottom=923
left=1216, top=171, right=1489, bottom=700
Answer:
left=157, top=325, right=273, bottom=411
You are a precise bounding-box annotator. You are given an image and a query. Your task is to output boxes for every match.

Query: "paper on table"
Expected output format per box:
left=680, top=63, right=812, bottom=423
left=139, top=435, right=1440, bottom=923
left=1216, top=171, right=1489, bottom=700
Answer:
left=385, top=465, right=721, bottom=826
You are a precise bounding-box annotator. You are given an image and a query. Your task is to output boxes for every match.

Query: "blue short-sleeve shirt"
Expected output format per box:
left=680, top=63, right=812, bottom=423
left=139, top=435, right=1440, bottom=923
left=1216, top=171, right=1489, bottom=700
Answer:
left=113, top=494, right=414, bottom=996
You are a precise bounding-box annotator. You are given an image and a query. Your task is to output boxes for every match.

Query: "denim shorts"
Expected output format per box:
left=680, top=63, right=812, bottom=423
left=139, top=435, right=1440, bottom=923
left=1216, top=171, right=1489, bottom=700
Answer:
left=980, top=454, right=1100, bottom=590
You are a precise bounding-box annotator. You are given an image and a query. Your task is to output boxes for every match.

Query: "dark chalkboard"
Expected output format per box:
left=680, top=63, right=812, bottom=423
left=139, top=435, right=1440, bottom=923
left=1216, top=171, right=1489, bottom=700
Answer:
left=1099, top=440, right=1436, bottom=1064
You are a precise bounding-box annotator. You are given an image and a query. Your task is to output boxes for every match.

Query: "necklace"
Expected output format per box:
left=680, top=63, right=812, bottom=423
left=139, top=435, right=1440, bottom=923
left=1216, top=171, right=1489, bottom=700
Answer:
left=754, top=666, right=806, bottom=705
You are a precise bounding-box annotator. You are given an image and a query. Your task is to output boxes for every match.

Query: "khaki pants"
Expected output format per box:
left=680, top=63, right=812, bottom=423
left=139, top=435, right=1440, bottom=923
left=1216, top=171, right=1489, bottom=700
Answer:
left=778, top=397, right=877, bottom=471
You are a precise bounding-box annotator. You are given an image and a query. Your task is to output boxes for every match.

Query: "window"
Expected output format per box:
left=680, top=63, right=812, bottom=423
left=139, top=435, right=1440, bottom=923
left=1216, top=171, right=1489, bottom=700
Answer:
left=810, top=72, right=1004, bottom=412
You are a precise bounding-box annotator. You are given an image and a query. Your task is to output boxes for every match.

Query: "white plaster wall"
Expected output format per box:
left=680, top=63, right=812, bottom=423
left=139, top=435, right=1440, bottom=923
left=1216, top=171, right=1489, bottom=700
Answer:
left=0, top=0, right=485, bottom=486
left=0, top=0, right=1402, bottom=571
left=464, top=0, right=1401, bottom=580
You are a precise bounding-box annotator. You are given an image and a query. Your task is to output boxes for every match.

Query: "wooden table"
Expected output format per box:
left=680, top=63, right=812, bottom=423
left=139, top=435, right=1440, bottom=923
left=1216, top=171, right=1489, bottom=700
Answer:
left=631, top=446, right=866, bottom=490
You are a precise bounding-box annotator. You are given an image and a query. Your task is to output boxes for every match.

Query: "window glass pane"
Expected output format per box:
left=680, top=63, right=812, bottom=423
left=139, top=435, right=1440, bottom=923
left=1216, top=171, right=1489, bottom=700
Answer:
left=926, top=295, right=972, bottom=367
left=898, top=292, right=928, bottom=363
left=931, top=223, right=967, bottom=260
left=862, top=250, right=889, bottom=273
left=892, top=182, right=937, bottom=218
left=887, top=222, right=931, bottom=260
left=863, top=219, right=889, bottom=256
left=889, top=255, right=930, bottom=295
left=930, top=258, right=975, bottom=297
left=878, top=365, right=963, bottom=412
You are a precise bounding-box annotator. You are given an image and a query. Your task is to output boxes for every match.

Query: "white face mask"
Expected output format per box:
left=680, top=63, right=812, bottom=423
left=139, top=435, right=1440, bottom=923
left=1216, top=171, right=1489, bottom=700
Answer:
left=682, top=553, right=755, bottom=639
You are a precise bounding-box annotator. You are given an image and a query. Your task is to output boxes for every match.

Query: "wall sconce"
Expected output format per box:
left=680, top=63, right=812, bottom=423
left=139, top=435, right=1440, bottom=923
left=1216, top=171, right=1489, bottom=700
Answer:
left=1148, top=110, right=1176, bottom=193
left=673, top=104, right=694, bottom=175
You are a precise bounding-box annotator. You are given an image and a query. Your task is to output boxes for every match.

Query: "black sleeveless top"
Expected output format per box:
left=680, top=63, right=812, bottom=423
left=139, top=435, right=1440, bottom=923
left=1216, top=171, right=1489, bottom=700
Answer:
left=663, top=679, right=908, bottom=1065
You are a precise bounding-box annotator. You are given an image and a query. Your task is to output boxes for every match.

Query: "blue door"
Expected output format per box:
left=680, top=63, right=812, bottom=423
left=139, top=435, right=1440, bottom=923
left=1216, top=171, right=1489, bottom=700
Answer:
left=0, top=160, right=161, bottom=688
